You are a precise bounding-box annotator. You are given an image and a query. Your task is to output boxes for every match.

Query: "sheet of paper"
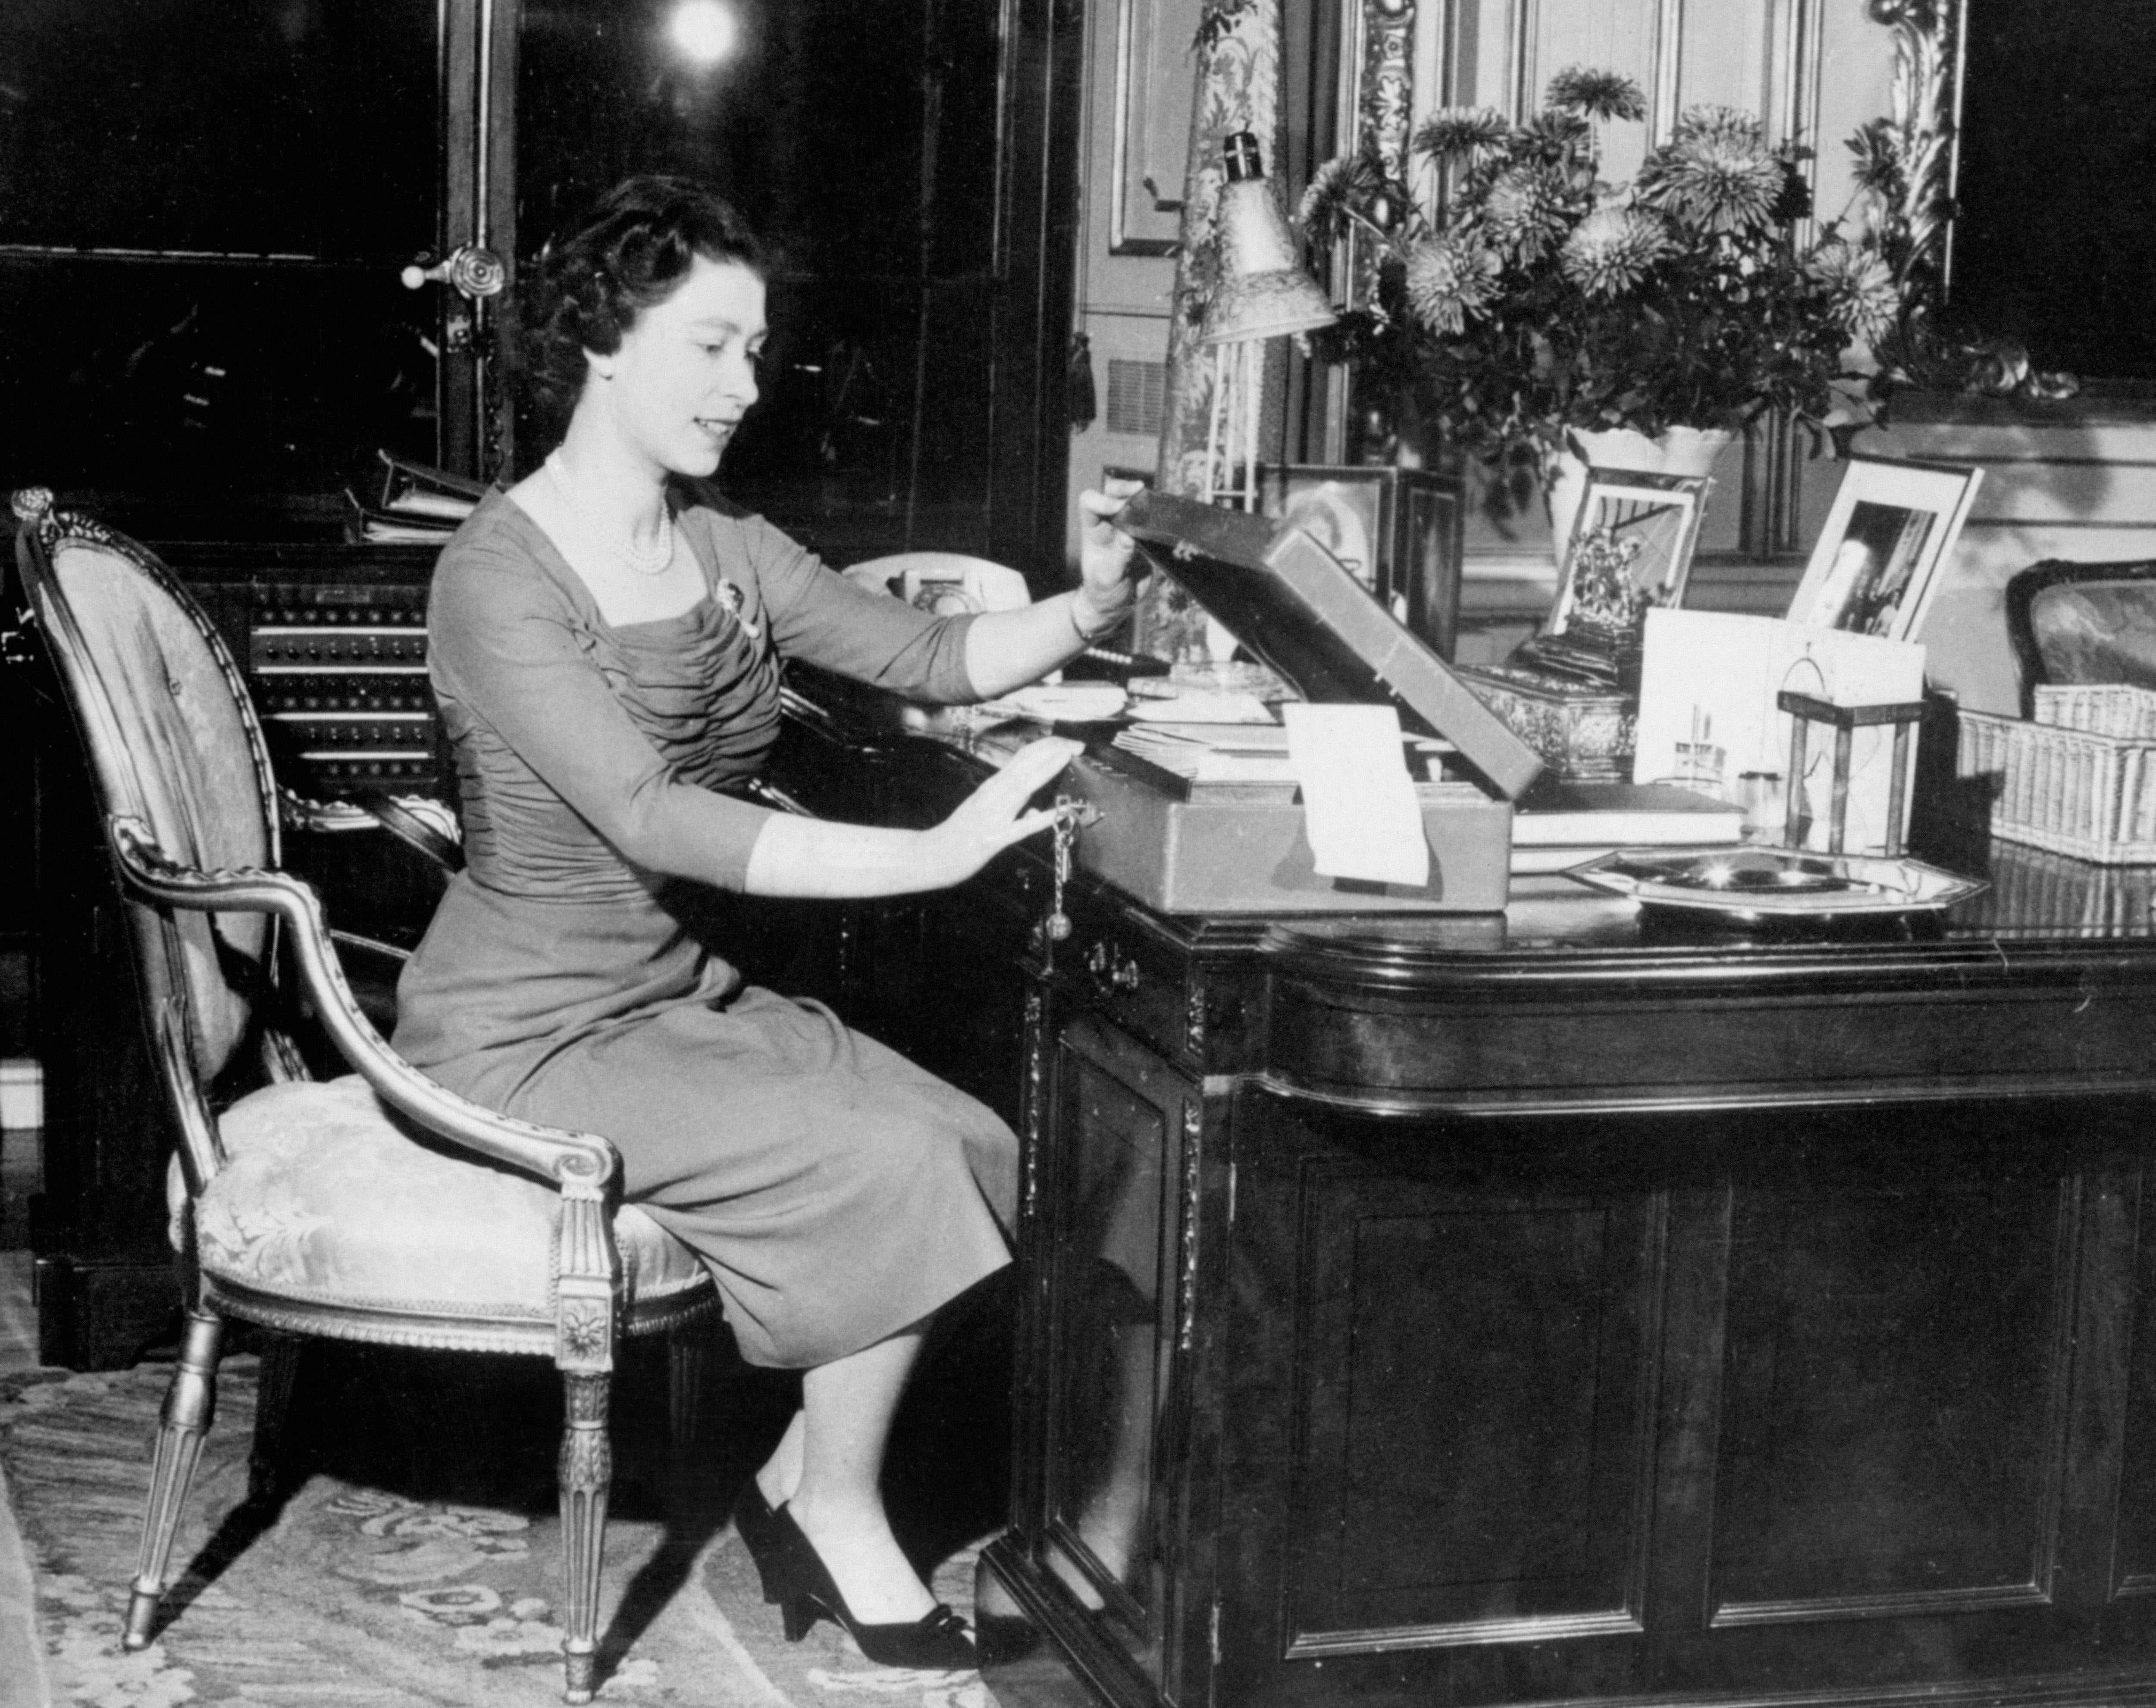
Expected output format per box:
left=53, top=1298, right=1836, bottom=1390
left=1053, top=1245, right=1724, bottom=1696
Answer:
left=1128, top=691, right=1276, bottom=724
left=1284, top=703, right=1430, bottom=887
left=975, top=684, right=1128, bottom=722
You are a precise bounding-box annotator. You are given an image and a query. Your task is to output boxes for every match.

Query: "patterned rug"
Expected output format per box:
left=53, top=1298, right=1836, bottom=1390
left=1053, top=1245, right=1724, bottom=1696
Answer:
left=1, top=1335, right=1007, bottom=1708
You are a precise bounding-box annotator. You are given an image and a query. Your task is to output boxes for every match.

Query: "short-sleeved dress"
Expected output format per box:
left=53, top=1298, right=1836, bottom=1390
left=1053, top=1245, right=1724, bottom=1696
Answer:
left=392, top=487, right=1017, bottom=1370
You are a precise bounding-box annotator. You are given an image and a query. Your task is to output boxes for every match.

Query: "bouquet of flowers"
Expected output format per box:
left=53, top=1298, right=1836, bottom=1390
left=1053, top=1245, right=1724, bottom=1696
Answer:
left=1299, top=69, right=1904, bottom=499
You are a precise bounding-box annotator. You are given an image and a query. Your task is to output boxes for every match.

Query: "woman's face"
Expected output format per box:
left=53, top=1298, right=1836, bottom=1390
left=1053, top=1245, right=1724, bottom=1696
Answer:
left=588, top=253, right=766, bottom=479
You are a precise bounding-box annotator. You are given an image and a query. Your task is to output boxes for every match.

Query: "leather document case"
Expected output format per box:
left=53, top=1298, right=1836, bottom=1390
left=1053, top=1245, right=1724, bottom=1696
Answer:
left=1058, top=490, right=1542, bottom=913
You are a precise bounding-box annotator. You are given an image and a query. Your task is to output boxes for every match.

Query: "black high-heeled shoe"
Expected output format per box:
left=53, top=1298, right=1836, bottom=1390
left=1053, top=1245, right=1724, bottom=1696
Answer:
left=732, top=1479, right=789, bottom=1605
left=766, top=1502, right=977, bottom=1670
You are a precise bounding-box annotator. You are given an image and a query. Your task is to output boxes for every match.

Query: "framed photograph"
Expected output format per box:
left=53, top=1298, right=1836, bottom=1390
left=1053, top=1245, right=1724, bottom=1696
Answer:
left=1547, top=469, right=1712, bottom=638
left=1260, top=464, right=1465, bottom=658
left=1786, top=454, right=1985, bottom=643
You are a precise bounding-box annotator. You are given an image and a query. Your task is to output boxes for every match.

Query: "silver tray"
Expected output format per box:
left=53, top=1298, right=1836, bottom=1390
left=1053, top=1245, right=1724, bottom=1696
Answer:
left=1565, top=845, right=1987, bottom=922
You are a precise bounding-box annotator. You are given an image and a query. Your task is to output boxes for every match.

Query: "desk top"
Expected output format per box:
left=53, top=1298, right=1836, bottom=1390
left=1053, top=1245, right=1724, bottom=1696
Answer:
left=1281, top=838, right=2156, bottom=959
left=778, top=679, right=2156, bottom=1120
left=783, top=680, right=2156, bottom=958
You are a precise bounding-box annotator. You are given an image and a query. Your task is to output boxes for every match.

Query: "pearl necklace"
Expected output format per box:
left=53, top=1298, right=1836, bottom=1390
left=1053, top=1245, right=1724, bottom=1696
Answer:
left=546, top=452, right=675, bottom=576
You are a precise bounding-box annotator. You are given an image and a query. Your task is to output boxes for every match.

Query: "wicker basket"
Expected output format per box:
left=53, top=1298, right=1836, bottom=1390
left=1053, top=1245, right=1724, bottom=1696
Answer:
left=2033, top=683, right=2156, bottom=738
left=1959, top=705, right=2156, bottom=865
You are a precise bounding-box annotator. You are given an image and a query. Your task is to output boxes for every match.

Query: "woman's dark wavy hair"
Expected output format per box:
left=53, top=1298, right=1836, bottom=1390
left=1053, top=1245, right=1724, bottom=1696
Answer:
left=524, top=175, right=768, bottom=422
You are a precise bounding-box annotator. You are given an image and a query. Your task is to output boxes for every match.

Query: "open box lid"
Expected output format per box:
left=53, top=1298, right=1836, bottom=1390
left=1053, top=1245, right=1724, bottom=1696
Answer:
left=1117, top=488, right=1545, bottom=800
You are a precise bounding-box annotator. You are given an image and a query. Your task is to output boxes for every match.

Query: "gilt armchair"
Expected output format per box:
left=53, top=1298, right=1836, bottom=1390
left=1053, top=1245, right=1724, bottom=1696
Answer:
left=9, top=487, right=720, bottom=1703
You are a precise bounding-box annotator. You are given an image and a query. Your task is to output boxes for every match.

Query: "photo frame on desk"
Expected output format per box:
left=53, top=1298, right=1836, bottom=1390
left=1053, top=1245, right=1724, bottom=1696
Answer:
left=1260, top=464, right=1464, bottom=659
left=1786, top=454, right=1984, bottom=643
left=1546, top=468, right=1711, bottom=638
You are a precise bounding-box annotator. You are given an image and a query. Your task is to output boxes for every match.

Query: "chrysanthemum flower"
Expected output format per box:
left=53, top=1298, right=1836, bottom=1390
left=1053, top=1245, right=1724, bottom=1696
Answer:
left=1545, top=66, right=1647, bottom=124
left=1809, top=241, right=1901, bottom=342
left=1479, top=164, right=1572, bottom=260
left=1843, top=119, right=1905, bottom=204
left=1411, top=107, right=1511, bottom=166
left=1297, top=152, right=1390, bottom=247
left=1560, top=207, right=1671, bottom=298
left=1513, top=109, right=1592, bottom=164
left=1403, top=233, right=1502, bottom=335
left=1640, top=128, right=1784, bottom=235
left=1674, top=105, right=1766, bottom=151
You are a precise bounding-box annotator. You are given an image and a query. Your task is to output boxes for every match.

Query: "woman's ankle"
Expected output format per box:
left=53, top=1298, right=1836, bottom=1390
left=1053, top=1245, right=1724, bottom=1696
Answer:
left=755, top=1411, right=806, bottom=1507
left=784, top=1492, right=937, bottom=1623
left=783, top=1485, right=887, bottom=1544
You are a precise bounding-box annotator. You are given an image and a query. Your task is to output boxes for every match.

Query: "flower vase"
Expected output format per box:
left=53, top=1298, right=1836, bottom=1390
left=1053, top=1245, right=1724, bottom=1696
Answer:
left=1545, top=425, right=1735, bottom=574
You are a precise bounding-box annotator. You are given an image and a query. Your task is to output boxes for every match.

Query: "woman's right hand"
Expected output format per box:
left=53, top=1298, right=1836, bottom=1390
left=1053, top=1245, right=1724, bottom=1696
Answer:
left=917, top=736, right=1083, bottom=888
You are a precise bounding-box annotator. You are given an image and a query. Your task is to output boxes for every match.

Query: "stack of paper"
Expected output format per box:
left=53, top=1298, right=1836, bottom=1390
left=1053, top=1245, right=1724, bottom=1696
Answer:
left=1510, top=780, right=1746, bottom=874
left=1115, top=721, right=1457, bottom=787
left=1127, top=690, right=1277, bottom=724
left=1114, top=722, right=1301, bottom=784
left=975, top=683, right=1129, bottom=724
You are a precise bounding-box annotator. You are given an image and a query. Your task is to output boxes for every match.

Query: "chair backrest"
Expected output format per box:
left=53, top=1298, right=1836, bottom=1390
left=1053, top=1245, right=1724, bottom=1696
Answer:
left=12, top=490, right=280, bottom=1087
left=2004, top=558, right=2156, bottom=712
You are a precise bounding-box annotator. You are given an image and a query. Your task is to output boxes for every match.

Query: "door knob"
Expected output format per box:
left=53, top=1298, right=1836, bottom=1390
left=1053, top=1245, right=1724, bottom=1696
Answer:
left=400, top=244, right=507, bottom=301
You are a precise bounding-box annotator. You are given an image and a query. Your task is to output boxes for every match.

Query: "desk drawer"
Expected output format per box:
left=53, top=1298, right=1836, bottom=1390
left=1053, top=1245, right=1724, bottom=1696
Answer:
left=1055, top=906, right=1192, bottom=1061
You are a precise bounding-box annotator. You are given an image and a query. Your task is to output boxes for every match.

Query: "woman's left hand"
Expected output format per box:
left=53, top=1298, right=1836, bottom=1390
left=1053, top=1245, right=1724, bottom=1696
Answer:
left=1073, top=477, right=1145, bottom=630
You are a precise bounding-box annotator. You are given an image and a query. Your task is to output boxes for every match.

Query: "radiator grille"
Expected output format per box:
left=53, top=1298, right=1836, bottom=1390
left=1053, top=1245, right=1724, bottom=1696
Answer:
left=1104, top=359, right=1167, bottom=438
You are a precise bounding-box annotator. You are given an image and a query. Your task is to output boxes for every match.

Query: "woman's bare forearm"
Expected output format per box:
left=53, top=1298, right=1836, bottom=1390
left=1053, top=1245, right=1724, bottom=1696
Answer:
left=962, top=592, right=1118, bottom=699
left=742, top=813, right=958, bottom=898
left=740, top=735, right=1080, bottom=898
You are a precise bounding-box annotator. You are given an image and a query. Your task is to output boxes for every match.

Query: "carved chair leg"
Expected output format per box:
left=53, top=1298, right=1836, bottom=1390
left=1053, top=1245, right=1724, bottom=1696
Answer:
left=248, top=1331, right=304, bottom=1506
left=124, top=1309, right=224, bottom=1651
left=667, top=1333, right=708, bottom=1449
left=558, top=1370, right=611, bottom=1704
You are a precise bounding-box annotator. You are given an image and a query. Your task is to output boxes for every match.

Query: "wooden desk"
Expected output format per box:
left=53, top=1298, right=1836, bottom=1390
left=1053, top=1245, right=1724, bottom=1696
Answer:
left=766, top=697, right=2156, bottom=1708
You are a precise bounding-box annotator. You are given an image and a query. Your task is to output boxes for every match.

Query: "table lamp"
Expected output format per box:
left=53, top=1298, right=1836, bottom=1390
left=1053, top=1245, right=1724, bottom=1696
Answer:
left=1200, top=131, right=1335, bottom=510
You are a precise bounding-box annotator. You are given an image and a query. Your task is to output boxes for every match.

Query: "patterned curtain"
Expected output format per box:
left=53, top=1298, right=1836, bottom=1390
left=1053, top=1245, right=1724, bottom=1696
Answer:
left=1138, top=0, right=1284, bottom=660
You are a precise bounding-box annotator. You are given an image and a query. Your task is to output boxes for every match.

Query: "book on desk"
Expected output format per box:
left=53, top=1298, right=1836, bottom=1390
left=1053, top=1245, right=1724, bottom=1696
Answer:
left=1510, top=778, right=1747, bottom=872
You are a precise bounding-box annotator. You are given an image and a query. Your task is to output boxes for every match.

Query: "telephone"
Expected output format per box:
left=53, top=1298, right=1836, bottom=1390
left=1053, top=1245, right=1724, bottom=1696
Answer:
left=843, top=551, right=1031, bottom=614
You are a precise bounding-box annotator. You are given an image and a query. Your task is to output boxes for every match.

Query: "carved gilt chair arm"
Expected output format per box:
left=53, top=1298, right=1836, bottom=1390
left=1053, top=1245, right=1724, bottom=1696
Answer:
left=107, top=813, right=617, bottom=1199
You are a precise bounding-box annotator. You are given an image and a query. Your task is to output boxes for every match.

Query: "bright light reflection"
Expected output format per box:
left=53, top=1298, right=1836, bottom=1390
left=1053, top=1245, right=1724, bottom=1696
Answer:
left=670, top=0, right=739, bottom=65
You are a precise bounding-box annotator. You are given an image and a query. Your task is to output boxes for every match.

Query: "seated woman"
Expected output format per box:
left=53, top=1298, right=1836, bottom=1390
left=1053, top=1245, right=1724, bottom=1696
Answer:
left=392, top=174, right=1140, bottom=1669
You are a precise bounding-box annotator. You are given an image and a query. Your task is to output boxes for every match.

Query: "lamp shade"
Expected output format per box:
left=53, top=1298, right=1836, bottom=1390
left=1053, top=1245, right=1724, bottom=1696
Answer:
left=1202, top=132, right=1337, bottom=345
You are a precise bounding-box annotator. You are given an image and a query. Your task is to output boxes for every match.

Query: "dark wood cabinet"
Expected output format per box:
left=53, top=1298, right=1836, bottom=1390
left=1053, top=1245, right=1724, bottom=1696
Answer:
left=1025, top=1009, right=1200, bottom=1695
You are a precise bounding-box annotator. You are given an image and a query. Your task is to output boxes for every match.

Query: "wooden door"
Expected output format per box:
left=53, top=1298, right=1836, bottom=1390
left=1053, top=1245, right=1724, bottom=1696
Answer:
left=1025, top=1009, right=1201, bottom=1699
left=0, top=0, right=491, bottom=509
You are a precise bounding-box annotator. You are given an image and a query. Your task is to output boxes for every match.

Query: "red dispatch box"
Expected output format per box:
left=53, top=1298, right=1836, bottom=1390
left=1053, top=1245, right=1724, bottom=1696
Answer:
left=1059, top=491, right=1543, bottom=914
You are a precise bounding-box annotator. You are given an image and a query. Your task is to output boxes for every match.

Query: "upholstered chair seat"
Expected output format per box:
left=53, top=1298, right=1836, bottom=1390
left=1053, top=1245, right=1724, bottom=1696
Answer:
left=180, top=1076, right=709, bottom=1339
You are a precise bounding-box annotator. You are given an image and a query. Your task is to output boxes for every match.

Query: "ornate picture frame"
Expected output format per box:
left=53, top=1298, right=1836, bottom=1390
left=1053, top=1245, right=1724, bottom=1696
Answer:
left=1546, top=469, right=1712, bottom=639
left=1786, top=454, right=1984, bottom=643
